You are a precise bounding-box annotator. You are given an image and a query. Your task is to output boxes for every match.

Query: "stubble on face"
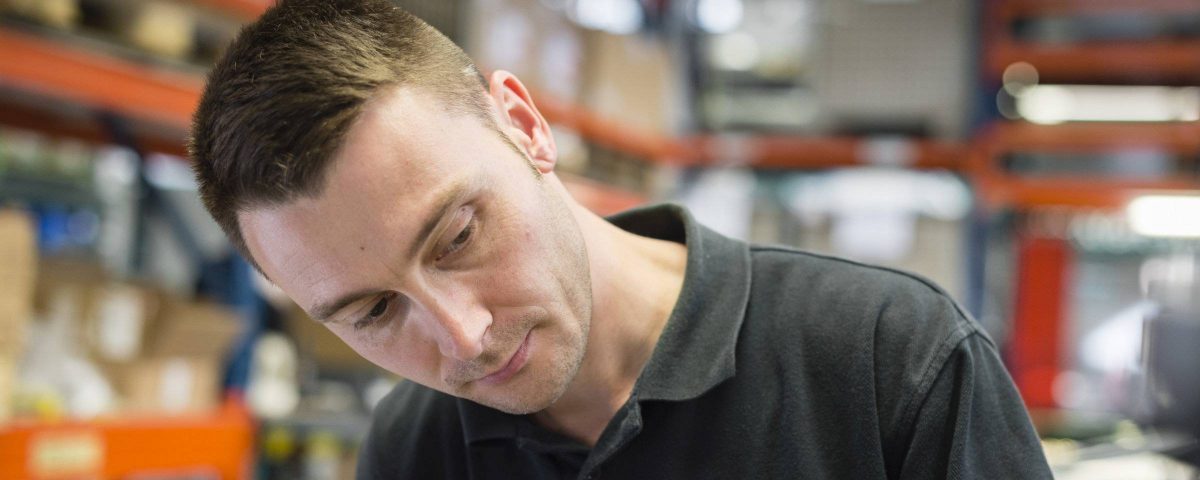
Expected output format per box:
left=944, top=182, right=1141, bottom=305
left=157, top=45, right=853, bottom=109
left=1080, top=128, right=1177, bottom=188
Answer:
left=459, top=181, right=593, bottom=416
left=242, top=86, right=597, bottom=417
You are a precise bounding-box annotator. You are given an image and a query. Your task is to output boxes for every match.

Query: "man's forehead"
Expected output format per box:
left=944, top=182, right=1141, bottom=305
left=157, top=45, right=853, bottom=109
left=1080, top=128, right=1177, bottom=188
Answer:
left=328, top=88, right=482, bottom=193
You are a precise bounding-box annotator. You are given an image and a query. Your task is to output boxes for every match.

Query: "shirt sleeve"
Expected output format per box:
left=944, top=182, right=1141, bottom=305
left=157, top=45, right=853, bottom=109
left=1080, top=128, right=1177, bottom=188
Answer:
left=354, top=429, right=381, bottom=480
left=897, top=333, right=1054, bottom=480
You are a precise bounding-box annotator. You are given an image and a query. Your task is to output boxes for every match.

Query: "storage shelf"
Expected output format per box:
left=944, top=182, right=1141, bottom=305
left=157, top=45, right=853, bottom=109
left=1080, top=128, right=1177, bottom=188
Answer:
left=970, top=121, right=1200, bottom=210
left=536, top=92, right=966, bottom=170
left=976, top=122, right=1200, bottom=154
left=1000, top=0, right=1200, bottom=17
left=977, top=176, right=1200, bottom=210
left=985, top=0, right=1200, bottom=84
left=560, top=173, right=647, bottom=216
left=0, top=26, right=970, bottom=220
left=988, top=40, right=1200, bottom=84
left=188, top=0, right=271, bottom=21
left=0, top=399, right=253, bottom=479
left=682, top=135, right=964, bottom=170
left=0, top=28, right=203, bottom=133
left=0, top=28, right=647, bottom=213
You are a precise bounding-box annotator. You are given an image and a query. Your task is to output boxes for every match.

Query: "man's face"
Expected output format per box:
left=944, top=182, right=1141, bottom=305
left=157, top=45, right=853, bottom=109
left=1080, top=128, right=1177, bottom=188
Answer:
left=239, top=85, right=592, bottom=414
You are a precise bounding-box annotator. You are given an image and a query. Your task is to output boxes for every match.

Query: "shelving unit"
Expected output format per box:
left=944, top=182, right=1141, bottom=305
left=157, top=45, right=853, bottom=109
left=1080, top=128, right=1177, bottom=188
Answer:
left=988, top=41, right=1200, bottom=85
left=0, top=28, right=203, bottom=133
left=191, top=0, right=271, bottom=21
left=969, top=122, right=1200, bottom=210
left=985, top=0, right=1200, bottom=84
left=536, top=92, right=967, bottom=170
left=0, top=25, right=648, bottom=213
left=1001, top=0, right=1200, bottom=16
left=976, top=0, right=1200, bottom=420
left=1, top=21, right=974, bottom=219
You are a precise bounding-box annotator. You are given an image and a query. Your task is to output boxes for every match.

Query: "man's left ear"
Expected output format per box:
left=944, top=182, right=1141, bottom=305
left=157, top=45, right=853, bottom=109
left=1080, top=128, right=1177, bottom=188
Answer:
left=487, top=70, right=558, bottom=174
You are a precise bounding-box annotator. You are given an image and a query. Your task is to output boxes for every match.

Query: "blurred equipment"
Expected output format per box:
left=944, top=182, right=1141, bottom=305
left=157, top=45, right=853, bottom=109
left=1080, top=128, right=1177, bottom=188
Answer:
left=246, top=332, right=301, bottom=420
left=1140, top=252, right=1200, bottom=467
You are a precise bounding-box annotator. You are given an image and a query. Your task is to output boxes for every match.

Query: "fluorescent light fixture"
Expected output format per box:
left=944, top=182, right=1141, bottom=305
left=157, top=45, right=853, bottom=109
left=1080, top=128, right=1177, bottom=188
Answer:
left=573, top=0, right=643, bottom=35
left=1128, top=195, right=1200, bottom=238
left=695, top=0, right=743, bottom=34
left=1017, top=85, right=1200, bottom=124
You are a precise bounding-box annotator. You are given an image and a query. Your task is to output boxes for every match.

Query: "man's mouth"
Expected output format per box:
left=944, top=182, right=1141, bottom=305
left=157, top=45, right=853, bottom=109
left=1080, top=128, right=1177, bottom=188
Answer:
left=476, top=330, right=532, bottom=387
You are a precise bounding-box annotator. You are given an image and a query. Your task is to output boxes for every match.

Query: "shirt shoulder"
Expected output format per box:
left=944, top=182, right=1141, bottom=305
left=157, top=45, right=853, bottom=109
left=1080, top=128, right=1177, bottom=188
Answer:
left=747, top=244, right=981, bottom=346
left=744, top=246, right=987, bottom=432
left=357, top=380, right=467, bottom=480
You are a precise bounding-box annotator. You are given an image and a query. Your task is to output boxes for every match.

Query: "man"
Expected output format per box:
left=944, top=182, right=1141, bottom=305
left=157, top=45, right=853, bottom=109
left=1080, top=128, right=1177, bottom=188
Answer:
left=190, top=1, right=1053, bottom=478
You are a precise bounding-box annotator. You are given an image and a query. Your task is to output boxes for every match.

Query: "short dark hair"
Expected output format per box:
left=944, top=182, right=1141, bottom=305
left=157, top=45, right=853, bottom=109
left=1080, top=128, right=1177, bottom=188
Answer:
left=189, top=0, right=492, bottom=265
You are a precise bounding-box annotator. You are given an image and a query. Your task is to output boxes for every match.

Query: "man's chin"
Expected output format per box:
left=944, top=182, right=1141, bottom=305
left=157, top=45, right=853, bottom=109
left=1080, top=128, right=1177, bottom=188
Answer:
left=470, top=387, right=565, bottom=415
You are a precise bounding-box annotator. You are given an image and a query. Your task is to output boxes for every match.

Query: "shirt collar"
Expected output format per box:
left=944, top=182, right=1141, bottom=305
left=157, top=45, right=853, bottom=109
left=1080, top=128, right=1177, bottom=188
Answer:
left=608, top=203, right=751, bottom=401
left=460, top=203, right=752, bottom=442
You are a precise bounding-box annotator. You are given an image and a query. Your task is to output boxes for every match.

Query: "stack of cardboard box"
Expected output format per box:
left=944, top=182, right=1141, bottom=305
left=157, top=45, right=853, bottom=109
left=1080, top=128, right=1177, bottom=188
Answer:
left=32, top=261, right=244, bottom=417
left=0, top=209, right=36, bottom=421
left=102, top=296, right=243, bottom=415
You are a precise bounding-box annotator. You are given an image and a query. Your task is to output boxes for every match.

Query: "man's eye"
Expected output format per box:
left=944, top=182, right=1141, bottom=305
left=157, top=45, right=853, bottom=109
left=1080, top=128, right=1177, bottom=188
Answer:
left=439, top=220, right=475, bottom=260
left=354, top=295, right=392, bottom=330
left=368, top=297, right=389, bottom=317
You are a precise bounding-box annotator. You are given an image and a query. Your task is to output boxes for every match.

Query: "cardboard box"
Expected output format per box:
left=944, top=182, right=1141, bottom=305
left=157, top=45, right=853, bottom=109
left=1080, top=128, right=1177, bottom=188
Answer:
left=85, top=282, right=160, bottom=363
left=0, top=0, right=80, bottom=30
left=36, top=260, right=162, bottom=364
left=0, top=209, right=37, bottom=356
left=125, top=1, right=196, bottom=60
left=578, top=30, right=677, bottom=136
left=107, top=356, right=221, bottom=415
left=145, top=298, right=243, bottom=359
left=109, top=298, right=241, bottom=415
left=0, top=354, right=15, bottom=422
left=32, top=260, right=243, bottom=416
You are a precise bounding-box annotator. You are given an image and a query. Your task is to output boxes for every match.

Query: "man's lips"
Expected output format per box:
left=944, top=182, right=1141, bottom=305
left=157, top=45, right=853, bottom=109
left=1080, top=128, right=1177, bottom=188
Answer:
left=477, top=331, right=532, bottom=387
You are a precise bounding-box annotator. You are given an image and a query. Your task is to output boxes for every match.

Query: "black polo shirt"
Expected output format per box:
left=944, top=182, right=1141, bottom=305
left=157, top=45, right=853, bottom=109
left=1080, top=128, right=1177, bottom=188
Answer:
left=356, top=204, right=1052, bottom=479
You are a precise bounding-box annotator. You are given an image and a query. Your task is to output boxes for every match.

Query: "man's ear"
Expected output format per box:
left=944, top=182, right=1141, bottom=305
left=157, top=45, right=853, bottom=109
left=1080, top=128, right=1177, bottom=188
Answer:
left=487, top=70, right=557, bottom=174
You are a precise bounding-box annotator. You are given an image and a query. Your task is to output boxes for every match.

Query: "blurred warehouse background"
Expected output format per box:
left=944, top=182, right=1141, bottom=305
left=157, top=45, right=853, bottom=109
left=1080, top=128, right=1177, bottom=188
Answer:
left=0, top=0, right=1198, bottom=478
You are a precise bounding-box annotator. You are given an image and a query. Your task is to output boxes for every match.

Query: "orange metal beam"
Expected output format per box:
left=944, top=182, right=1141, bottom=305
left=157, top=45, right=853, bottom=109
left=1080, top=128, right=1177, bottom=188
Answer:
left=979, top=122, right=1200, bottom=154
left=979, top=177, right=1200, bottom=210
left=0, top=99, right=190, bottom=157
left=989, top=40, right=1200, bottom=84
left=190, top=0, right=271, bottom=21
left=969, top=121, right=1200, bottom=210
left=0, top=29, right=966, bottom=172
left=560, top=173, right=647, bottom=216
left=1010, top=235, right=1071, bottom=410
left=683, top=135, right=965, bottom=170
left=0, top=29, right=203, bottom=132
left=1001, top=0, right=1200, bottom=17
left=534, top=92, right=687, bottom=163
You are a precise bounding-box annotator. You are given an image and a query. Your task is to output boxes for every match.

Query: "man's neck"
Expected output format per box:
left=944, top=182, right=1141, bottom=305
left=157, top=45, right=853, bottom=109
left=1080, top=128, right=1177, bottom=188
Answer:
left=532, top=202, right=687, bottom=447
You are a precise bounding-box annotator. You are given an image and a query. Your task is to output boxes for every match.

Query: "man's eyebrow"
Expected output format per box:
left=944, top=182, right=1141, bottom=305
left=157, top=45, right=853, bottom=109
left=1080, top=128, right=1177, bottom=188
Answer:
left=309, top=181, right=474, bottom=323
left=406, top=180, right=473, bottom=260
left=310, top=288, right=382, bottom=323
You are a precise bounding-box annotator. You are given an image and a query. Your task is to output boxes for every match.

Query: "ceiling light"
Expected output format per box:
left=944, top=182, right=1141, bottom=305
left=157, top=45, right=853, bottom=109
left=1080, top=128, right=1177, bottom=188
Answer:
left=695, top=0, right=743, bottom=34
left=1128, top=195, right=1200, bottom=238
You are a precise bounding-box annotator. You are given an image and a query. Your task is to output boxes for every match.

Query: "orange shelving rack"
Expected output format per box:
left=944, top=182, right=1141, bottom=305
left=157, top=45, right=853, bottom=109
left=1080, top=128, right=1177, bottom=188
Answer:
left=0, top=25, right=649, bottom=213
left=985, top=0, right=1200, bottom=84
left=968, top=121, right=1200, bottom=210
left=0, top=398, right=254, bottom=479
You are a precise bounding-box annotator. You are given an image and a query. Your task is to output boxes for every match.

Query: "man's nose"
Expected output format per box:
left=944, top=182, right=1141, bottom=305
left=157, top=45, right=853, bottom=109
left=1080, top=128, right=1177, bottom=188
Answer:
left=413, top=287, right=491, bottom=361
